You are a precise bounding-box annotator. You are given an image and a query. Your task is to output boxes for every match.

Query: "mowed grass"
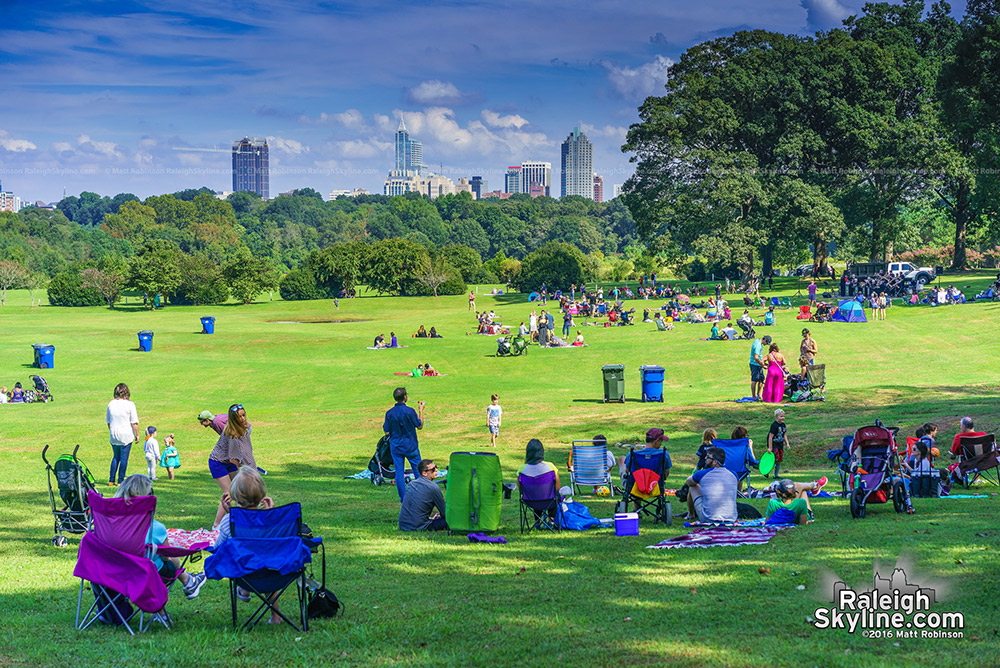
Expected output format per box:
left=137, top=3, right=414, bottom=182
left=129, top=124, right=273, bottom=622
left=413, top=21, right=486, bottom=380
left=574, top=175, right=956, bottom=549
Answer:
left=1, top=276, right=999, bottom=668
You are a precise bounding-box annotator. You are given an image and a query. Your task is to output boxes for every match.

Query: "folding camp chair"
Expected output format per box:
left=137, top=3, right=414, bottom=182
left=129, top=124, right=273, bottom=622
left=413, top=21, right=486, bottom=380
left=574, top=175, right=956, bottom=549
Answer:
left=769, top=297, right=781, bottom=309
left=74, top=491, right=171, bottom=634
left=620, top=448, right=672, bottom=524
left=518, top=469, right=562, bottom=533
left=956, top=434, right=1000, bottom=487
left=804, top=364, right=826, bottom=401
left=712, top=438, right=759, bottom=498
left=780, top=297, right=792, bottom=309
left=654, top=318, right=668, bottom=331
left=568, top=440, right=617, bottom=497
left=796, top=305, right=811, bottom=319
left=205, top=503, right=320, bottom=632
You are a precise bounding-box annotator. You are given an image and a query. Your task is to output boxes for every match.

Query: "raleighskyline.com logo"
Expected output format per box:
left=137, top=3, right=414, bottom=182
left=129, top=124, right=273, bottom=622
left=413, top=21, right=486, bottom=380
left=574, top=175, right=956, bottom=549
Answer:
left=811, top=563, right=964, bottom=639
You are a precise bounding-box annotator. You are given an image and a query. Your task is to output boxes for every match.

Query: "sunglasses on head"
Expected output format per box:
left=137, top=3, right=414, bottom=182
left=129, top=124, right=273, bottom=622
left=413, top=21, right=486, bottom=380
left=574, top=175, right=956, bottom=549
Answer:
left=230, top=404, right=244, bottom=412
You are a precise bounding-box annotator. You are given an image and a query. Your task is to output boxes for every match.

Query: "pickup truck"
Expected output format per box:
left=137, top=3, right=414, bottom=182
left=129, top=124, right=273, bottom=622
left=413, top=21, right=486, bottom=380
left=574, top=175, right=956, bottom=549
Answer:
left=848, top=262, right=936, bottom=288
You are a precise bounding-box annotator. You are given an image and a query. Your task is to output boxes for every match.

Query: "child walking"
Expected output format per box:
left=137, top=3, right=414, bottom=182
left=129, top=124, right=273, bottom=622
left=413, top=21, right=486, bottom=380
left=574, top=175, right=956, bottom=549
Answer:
left=144, top=426, right=161, bottom=481
left=767, top=409, right=790, bottom=478
left=160, top=433, right=181, bottom=480
left=486, top=394, right=503, bottom=447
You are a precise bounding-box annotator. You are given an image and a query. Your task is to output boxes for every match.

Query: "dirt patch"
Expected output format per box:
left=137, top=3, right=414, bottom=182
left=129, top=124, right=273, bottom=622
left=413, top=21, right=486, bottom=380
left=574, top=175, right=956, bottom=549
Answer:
left=266, top=318, right=370, bottom=324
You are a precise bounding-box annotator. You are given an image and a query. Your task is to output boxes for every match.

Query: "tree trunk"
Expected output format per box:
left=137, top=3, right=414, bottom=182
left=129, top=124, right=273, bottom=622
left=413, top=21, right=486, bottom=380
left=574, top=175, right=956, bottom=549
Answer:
left=952, top=180, right=971, bottom=270
left=746, top=248, right=755, bottom=275
left=761, top=244, right=774, bottom=278
left=814, top=237, right=828, bottom=273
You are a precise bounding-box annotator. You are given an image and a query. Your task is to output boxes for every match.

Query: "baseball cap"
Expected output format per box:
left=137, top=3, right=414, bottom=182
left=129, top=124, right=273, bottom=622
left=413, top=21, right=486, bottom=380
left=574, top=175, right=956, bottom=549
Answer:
left=646, top=427, right=667, bottom=442
left=198, top=410, right=214, bottom=421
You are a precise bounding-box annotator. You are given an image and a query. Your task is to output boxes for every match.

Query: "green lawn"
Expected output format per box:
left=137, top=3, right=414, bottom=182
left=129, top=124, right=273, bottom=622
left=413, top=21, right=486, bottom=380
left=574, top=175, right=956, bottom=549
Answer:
left=1, top=276, right=998, bottom=668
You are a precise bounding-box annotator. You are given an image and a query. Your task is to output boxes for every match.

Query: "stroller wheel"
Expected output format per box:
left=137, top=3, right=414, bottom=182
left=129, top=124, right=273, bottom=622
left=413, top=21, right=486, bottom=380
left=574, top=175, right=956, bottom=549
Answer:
left=372, top=475, right=382, bottom=486
left=892, top=480, right=906, bottom=513
left=849, top=488, right=865, bottom=519
left=52, top=535, right=68, bottom=547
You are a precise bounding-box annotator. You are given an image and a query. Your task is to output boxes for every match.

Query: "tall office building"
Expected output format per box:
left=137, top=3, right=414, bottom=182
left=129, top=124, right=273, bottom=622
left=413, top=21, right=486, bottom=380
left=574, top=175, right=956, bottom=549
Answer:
left=593, top=174, right=603, bottom=203
left=232, top=137, right=269, bottom=199
left=560, top=127, right=593, bottom=199
left=394, top=119, right=425, bottom=176
left=505, top=166, right=522, bottom=194
left=470, top=176, right=487, bottom=200
left=520, top=161, right=551, bottom=197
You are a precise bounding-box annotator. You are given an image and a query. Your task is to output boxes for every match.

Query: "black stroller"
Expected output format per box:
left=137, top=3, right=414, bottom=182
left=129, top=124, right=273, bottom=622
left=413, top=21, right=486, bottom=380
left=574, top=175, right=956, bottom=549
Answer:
left=32, top=375, right=53, bottom=402
left=737, top=319, right=756, bottom=340
left=43, top=445, right=99, bottom=546
left=495, top=336, right=527, bottom=357
left=368, top=435, right=396, bottom=486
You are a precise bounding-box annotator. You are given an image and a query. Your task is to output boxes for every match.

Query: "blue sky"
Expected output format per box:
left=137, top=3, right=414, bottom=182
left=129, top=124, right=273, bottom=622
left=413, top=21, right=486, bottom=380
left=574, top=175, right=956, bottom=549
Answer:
left=0, top=0, right=966, bottom=203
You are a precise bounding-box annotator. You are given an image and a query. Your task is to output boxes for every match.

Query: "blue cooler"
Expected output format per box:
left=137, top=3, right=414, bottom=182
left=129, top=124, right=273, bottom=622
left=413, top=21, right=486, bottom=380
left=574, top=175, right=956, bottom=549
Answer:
left=639, top=364, right=665, bottom=402
left=614, top=512, right=639, bottom=536
left=200, top=316, right=215, bottom=334
left=137, top=330, right=153, bottom=352
left=32, top=343, right=55, bottom=369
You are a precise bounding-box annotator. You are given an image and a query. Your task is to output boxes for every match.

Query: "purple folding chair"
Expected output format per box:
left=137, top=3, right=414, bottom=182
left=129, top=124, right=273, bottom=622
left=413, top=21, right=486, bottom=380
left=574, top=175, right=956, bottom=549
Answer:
left=518, top=470, right=562, bottom=534
left=74, top=490, right=180, bottom=633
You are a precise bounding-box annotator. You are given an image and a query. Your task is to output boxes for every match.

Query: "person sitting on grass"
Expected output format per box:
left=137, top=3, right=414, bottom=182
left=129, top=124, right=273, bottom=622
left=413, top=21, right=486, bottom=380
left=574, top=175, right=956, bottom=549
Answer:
left=765, top=478, right=823, bottom=525
left=430, top=327, right=441, bottom=338
left=721, top=322, right=738, bottom=340
left=413, top=325, right=428, bottom=338
left=423, top=362, right=438, bottom=377
left=373, top=333, right=386, bottom=349
left=399, top=459, right=447, bottom=531
left=684, top=446, right=737, bottom=523
left=390, top=332, right=399, bottom=348
left=695, top=429, right=716, bottom=470
left=115, top=474, right=207, bottom=599
left=573, top=330, right=585, bottom=346
left=213, top=467, right=283, bottom=623
left=710, top=323, right=721, bottom=340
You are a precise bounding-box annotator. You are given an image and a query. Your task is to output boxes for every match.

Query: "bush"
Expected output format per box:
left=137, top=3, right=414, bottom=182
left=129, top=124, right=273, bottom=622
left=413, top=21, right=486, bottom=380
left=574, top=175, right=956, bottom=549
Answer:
left=279, top=268, right=325, bottom=301
left=516, top=242, right=585, bottom=292
left=170, top=255, right=229, bottom=305
left=46, top=271, right=103, bottom=306
left=399, top=266, right=467, bottom=296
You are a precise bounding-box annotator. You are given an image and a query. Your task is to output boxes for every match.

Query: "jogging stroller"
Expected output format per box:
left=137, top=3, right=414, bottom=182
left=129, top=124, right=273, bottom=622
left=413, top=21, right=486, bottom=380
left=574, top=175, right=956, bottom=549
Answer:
left=32, top=375, right=53, bottom=402
left=43, top=445, right=99, bottom=546
left=810, top=302, right=832, bottom=323
left=847, top=422, right=908, bottom=518
left=368, top=435, right=395, bottom=486
left=495, top=336, right=527, bottom=357
left=737, top=319, right=755, bottom=340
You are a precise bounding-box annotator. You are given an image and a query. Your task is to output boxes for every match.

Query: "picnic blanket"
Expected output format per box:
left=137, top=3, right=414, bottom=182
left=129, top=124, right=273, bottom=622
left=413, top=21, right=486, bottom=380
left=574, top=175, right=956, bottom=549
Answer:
left=647, top=521, right=791, bottom=550
left=393, top=372, right=450, bottom=376
left=366, top=345, right=409, bottom=350
left=166, top=528, right=218, bottom=550
left=344, top=469, right=374, bottom=480
left=941, top=494, right=989, bottom=499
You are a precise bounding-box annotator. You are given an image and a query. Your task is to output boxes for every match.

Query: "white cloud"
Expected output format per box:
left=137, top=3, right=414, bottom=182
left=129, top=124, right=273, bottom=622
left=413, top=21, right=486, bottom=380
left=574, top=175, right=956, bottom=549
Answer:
left=335, top=138, right=391, bottom=159
left=0, top=130, right=37, bottom=152
left=801, top=0, right=853, bottom=31
left=603, top=55, right=674, bottom=101
left=580, top=122, right=627, bottom=140
left=406, top=80, right=475, bottom=105
left=76, top=134, right=125, bottom=160
left=332, top=109, right=365, bottom=129
left=266, top=136, right=309, bottom=155
left=394, top=107, right=548, bottom=159
left=481, top=110, right=529, bottom=129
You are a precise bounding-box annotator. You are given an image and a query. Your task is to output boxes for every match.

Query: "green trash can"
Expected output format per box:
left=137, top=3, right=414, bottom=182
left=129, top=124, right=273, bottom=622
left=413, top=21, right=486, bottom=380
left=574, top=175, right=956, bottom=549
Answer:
left=602, top=364, right=625, bottom=403
left=445, top=451, right=503, bottom=533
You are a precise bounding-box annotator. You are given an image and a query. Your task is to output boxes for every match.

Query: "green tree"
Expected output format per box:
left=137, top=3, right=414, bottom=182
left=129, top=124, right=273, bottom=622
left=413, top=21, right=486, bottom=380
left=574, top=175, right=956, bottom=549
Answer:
left=361, top=238, right=428, bottom=295
left=438, top=244, right=482, bottom=282
left=0, top=259, right=28, bottom=305
left=80, top=268, right=123, bottom=307
left=279, top=268, right=324, bottom=301
left=127, top=241, right=182, bottom=307
left=221, top=247, right=279, bottom=304
left=170, top=254, right=230, bottom=305
left=517, top=242, right=585, bottom=292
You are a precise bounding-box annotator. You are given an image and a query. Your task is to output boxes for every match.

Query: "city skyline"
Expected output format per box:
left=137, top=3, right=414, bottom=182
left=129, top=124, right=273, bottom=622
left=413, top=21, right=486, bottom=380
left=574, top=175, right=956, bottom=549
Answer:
left=0, top=0, right=951, bottom=203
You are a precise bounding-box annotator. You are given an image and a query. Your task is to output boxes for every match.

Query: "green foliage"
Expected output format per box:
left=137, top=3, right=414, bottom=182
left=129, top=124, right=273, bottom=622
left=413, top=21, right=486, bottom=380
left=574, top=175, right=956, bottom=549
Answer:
left=170, top=255, right=229, bottom=305
left=438, top=244, right=482, bottom=282
left=221, top=247, right=279, bottom=304
left=309, top=242, right=366, bottom=296
left=517, top=241, right=585, bottom=291
left=361, top=238, right=428, bottom=295
left=127, top=240, right=182, bottom=306
left=46, top=268, right=103, bottom=306
left=279, top=267, right=324, bottom=301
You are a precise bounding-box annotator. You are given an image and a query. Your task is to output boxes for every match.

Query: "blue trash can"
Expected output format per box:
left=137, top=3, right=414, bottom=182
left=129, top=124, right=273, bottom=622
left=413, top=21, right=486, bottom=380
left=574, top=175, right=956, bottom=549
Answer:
left=32, top=343, right=55, bottom=369
left=137, top=330, right=154, bottom=352
left=639, top=365, right=665, bottom=402
left=200, top=316, right=215, bottom=334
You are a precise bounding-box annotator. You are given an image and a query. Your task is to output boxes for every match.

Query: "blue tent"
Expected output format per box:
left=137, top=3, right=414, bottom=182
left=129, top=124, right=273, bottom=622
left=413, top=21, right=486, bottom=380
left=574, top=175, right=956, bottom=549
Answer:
left=832, top=299, right=867, bottom=323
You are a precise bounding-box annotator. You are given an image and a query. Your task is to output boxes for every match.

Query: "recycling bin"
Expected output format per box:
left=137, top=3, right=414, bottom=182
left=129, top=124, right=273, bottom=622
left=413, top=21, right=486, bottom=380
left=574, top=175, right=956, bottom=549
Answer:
left=602, top=364, right=625, bottom=403
left=639, top=365, right=665, bottom=402
left=137, top=330, right=153, bottom=352
left=200, top=316, right=216, bottom=334
left=32, top=343, right=55, bottom=369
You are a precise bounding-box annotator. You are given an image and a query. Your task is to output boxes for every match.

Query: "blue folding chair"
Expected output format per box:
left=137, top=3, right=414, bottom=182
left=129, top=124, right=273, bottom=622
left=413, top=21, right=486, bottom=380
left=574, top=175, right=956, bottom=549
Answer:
left=568, top=440, right=616, bottom=497
left=620, top=448, right=672, bottom=524
left=205, top=503, right=321, bottom=632
left=712, top=438, right=758, bottom=498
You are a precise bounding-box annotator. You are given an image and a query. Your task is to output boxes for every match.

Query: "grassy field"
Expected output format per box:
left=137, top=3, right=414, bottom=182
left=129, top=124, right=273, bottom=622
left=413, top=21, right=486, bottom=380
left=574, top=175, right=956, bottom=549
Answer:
left=1, top=275, right=998, bottom=668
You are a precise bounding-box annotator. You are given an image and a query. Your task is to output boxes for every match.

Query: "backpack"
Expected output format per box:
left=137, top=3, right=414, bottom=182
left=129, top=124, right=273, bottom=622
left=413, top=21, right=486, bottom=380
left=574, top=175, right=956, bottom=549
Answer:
left=95, top=588, right=134, bottom=626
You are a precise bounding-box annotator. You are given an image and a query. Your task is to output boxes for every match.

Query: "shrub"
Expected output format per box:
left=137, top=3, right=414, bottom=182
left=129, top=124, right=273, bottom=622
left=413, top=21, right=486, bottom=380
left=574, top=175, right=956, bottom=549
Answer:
left=279, top=268, right=325, bottom=301
left=516, top=242, right=585, bottom=292
left=46, top=271, right=103, bottom=306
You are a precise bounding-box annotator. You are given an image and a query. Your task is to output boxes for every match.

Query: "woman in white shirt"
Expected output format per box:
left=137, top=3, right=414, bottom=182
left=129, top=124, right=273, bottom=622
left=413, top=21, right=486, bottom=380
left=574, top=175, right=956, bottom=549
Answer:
left=106, top=383, right=140, bottom=487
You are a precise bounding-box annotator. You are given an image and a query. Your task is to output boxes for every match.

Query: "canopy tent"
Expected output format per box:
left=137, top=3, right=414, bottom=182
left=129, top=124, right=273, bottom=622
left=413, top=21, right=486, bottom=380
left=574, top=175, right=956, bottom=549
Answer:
left=832, top=300, right=867, bottom=323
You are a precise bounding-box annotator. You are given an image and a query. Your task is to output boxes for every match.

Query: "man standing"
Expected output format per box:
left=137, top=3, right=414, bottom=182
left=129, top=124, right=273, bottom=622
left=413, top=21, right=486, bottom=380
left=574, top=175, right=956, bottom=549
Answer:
left=750, top=335, right=771, bottom=402
left=807, top=280, right=817, bottom=307
left=684, top=446, right=737, bottom=522
left=468, top=291, right=476, bottom=312
left=383, top=387, right=425, bottom=503
left=562, top=308, right=572, bottom=338
left=799, top=328, right=818, bottom=374
left=398, top=459, right=447, bottom=531
left=715, top=283, right=722, bottom=302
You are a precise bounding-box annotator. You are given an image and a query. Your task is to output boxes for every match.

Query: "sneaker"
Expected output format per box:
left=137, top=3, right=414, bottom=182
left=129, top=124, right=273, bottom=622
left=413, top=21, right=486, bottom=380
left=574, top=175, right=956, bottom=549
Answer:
left=813, top=476, right=828, bottom=493
left=236, top=587, right=251, bottom=602
left=906, top=507, right=915, bottom=515
left=107, top=482, right=117, bottom=487
left=183, top=572, right=206, bottom=599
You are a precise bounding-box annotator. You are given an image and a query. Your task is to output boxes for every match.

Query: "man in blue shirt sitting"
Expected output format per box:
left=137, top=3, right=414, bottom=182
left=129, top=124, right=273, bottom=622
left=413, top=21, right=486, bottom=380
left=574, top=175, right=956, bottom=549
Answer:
left=383, top=387, right=425, bottom=502
left=684, top=446, right=738, bottom=522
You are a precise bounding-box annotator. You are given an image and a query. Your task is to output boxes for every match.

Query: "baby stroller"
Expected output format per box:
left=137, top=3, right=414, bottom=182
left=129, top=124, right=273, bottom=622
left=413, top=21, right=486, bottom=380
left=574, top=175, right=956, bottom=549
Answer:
left=789, top=364, right=826, bottom=402
left=810, top=302, right=832, bottom=323
left=32, top=375, right=53, bottom=402
left=368, top=435, right=396, bottom=486
left=43, top=445, right=99, bottom=546
left=737, top=319, right=755, bottom=340
left=495, top=336, right=527, bottom=357
left=847, top=422, right=907, bottom=519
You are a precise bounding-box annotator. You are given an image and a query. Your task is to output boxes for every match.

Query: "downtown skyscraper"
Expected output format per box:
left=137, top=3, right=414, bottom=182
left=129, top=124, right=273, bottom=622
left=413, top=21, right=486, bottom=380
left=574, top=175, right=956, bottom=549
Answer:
left=232, top=137, right=269, bottom=199
left=560, top=127, right=593, bottom=199
left=394, top=119, right=425, bottom=176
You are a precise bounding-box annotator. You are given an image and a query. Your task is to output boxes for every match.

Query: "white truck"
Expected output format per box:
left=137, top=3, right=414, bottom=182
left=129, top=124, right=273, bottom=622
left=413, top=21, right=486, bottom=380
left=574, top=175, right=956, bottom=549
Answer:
left=848, top=261, right=936, bottom=289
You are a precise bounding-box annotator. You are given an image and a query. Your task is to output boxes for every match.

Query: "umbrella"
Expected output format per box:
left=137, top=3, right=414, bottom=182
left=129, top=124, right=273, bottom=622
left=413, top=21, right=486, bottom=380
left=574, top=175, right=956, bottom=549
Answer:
left=678, top=294, right=691, bottom=303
